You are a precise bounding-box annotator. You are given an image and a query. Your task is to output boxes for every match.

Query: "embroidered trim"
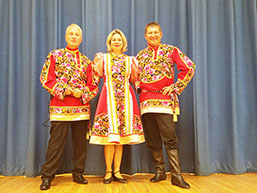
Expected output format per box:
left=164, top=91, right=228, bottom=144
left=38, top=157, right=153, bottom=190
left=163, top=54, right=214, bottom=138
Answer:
left=89, top=133, right=145, bottom=145
left=104, top=54, right=134, bottom=137
left=50, top=114, right=90, bottom=121
left=105, top=53, right=118, bottom=134
left=125, top=56, right=133, bottom=135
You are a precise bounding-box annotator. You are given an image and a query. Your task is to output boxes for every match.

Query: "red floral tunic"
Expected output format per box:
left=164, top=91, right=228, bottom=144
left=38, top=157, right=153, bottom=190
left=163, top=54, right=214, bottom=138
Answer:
left=40, top=47, right=98, bottom=121
left=90, top=53, right=144, bottom=145
left=136, top=44, right=195, bottom=121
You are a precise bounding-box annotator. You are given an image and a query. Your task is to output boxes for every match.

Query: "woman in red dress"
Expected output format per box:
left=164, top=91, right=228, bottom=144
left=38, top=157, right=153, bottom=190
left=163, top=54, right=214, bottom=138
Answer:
left=90, top=29, right=144, bottom=184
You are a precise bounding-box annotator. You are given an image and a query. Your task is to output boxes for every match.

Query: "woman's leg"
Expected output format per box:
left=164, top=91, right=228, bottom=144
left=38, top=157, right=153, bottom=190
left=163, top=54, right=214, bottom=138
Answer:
left=104, top=145, right=115, bottom=179
left=113, top=145, right=123, bottom=178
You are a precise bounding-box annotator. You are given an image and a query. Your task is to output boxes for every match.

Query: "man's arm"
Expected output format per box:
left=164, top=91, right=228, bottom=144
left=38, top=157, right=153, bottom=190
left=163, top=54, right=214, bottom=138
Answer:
left=40, top=53, right=69, bottom=100
left=80, top=62, right=99, bottom=104
left=163, top=47, right=195, bottom=96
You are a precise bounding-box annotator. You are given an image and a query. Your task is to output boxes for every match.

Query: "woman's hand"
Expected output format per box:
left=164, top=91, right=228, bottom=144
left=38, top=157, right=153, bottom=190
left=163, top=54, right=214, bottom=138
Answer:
left=93, top=52, right=103, bottom=65
left=93, top=52, right=104, bottom=77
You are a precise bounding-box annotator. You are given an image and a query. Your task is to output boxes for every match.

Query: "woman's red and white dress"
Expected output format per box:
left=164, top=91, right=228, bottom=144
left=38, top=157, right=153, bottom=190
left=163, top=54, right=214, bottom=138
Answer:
left=90, top=53, right=145, bottom=145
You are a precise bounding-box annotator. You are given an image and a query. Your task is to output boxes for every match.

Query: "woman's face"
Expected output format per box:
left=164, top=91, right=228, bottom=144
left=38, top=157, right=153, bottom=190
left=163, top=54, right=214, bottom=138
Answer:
left=110, top=33, right=123, bottom=53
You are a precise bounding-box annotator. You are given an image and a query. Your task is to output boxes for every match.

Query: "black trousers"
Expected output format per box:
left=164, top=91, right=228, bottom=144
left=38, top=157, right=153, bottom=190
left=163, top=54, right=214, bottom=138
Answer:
left=41, top=120, right=88, bottom=179
left=141, top=113, right=178, bottom=151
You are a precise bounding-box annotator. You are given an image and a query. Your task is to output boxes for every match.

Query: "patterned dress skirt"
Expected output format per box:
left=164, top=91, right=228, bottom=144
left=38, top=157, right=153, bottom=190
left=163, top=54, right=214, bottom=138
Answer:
left=89, top=53, right=145, bottom=145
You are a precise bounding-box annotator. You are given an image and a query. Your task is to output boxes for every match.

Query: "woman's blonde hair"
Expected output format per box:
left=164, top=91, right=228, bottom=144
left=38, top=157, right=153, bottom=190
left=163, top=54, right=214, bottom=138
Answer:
left=106, top=29, right=128, bottom=53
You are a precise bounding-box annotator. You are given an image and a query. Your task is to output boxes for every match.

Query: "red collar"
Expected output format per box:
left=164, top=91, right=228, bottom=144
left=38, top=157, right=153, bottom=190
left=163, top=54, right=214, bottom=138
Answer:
left=148, top=44, right=160, bottom=51
left=66, top=46, right=79, bottom=52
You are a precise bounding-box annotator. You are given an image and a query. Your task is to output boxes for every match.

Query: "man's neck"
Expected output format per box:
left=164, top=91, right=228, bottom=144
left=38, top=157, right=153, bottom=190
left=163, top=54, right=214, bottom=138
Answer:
left=148, top=43, right=160, bottom=50
left=66, top=46, right=79, bottom=51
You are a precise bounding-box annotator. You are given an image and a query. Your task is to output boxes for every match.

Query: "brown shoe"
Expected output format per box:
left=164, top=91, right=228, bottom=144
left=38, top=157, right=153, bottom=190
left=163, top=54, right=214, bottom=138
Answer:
left=166, top=149, right=190, bottom=189
left=150, top=172, right=166, bottom=182
left=172, top=174, right=190, bottom=189
left=150, top=149, right=166, bottom=183
left=72, top=174, right=88, bottom=184
left=40, top=178, right=52, bottom=190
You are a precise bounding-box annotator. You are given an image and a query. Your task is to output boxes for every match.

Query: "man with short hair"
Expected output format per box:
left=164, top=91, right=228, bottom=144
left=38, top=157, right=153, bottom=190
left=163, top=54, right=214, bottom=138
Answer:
left=136, top=22, right=195, bottom=189
left=39, top=23, right=98, bottom=190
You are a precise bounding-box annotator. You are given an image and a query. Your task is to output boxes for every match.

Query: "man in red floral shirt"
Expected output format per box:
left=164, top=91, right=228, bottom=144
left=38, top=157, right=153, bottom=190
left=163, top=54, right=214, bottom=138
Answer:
left=136, top=22, right=195, bottom=189
left=39, top=24, right=98, bottom=190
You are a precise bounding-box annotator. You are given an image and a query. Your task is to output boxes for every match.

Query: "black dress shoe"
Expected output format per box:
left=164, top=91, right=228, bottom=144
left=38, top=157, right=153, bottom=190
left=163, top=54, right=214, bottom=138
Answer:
left=73, top=174, right=88, bottom=184
left=113, top=171, right=128, bottom=183
left=40, top=179, right=51, bottom=190
left=103, top=171, right=113, bottom=184
left=171, top=174, right=190, bottom=189
left=150, top=172, right=166, bottom=183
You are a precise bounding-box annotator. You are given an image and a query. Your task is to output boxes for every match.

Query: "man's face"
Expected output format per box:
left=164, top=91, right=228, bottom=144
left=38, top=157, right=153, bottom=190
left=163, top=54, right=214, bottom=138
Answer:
left=65, top=26, right=82, bottom=49
left=144, top=26, right=162, bottom=47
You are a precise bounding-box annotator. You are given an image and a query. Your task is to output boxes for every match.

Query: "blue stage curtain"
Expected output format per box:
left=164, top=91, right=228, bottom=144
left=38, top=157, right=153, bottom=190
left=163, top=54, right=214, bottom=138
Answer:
left=0, top=0, right=256, bottom=177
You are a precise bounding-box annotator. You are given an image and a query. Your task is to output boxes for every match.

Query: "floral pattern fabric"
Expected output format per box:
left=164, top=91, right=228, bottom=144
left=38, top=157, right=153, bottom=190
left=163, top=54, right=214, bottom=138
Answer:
left=136, top=44, right=195, bottom=121
left=40, top=47, right=98, bottom=121
left=137, top=45, right=174, bottom=83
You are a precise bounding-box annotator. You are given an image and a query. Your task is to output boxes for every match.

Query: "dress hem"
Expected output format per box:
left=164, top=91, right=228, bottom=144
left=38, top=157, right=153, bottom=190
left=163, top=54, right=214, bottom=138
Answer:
left=89, top=134, right=145, bottom=145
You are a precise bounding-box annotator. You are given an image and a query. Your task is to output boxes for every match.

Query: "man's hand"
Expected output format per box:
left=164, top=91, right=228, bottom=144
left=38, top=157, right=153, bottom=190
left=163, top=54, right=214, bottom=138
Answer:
left=65, top=87, right=73, bottom=95
left=72, top=88, right=83, bottom=98
left=162, top=85, right=174, bottom=96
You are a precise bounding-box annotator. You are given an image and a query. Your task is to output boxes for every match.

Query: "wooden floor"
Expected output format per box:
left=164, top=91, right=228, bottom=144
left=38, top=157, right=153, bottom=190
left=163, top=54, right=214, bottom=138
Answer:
left=0, top=173, right=257, bottom=193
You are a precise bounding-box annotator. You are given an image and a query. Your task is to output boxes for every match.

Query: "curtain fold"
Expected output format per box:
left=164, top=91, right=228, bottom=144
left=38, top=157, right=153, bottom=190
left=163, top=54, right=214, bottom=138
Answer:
left=0, top=0, right=256, bottom=177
